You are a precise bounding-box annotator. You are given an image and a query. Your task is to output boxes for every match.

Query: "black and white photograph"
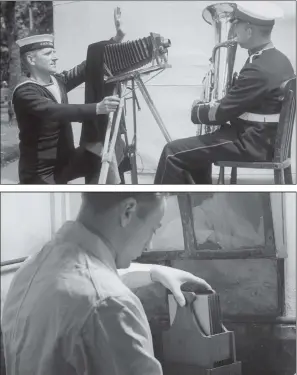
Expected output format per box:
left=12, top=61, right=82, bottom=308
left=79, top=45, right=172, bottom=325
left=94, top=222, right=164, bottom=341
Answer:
left=0, top=191, right=296, bottom=375
left=0, top=1, right=296, bottom=375
left=0, top=1, right=296, bottom=184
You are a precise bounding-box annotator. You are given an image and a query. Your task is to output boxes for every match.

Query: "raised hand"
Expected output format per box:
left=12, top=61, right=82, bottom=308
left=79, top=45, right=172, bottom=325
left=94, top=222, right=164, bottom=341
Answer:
left=114, top=7, right=122, bottom=32
left=113, top=7, right=125, bottom=43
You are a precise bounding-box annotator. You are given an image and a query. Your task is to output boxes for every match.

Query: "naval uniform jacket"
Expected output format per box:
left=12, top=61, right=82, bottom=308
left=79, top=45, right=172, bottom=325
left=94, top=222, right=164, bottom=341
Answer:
left=192, top=45, right=295, bottom=161
left=12, top=62, right=99, bottom=183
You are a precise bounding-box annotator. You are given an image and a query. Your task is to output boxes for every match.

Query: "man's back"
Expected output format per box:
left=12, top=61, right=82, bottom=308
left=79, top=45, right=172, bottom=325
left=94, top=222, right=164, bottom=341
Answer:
left=2, top=221, right=162, bottom=375
left=244, top=47, right=295, bottom=114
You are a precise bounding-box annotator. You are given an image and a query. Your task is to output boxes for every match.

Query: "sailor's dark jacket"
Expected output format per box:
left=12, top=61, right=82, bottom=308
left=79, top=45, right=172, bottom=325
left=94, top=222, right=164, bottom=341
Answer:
left=12, top=61, right=98, bottom=183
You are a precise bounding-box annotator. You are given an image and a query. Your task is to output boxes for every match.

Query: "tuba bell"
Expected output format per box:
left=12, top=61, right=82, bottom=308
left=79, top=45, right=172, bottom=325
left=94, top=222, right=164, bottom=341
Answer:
left=198, top=2, right=238, bottom=135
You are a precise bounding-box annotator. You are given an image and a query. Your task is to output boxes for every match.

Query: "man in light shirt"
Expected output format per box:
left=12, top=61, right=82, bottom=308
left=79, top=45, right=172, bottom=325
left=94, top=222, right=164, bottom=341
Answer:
left=2, top=192, right=213, bottom=375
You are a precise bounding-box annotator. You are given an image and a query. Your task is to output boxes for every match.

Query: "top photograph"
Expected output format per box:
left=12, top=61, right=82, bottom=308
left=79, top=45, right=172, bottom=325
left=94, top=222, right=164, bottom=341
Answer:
left=1, top=0, right=296, bottom=185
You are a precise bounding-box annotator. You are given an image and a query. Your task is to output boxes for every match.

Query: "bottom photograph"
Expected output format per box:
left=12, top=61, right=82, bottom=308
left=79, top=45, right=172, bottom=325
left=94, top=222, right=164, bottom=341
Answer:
left=0, top=192, right=296, bottom=375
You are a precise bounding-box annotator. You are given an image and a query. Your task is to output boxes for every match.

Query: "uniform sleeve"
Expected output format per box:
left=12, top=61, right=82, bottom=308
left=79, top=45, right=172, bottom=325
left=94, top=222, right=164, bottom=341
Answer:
left=79, top=296, right=163, bottom=375
left=58, top=60, right=87, bottom=92
left=58, top=38, right=117, bottom=93
left=13, top=83, right=97, bottom=122
left=215, top=65, right=269, bottom=123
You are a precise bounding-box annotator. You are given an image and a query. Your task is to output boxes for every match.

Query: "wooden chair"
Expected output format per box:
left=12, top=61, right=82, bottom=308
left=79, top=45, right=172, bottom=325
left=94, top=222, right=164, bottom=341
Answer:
left=215, top=77, right=296, bottom=184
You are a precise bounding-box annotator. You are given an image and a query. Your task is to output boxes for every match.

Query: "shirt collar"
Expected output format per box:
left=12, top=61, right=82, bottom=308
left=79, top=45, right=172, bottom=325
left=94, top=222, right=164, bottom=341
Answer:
left=56, top=221, right=118, bottom=275
left=21, top=75, right=55, bottom=86
left=248, top=42, right=274, bottom=56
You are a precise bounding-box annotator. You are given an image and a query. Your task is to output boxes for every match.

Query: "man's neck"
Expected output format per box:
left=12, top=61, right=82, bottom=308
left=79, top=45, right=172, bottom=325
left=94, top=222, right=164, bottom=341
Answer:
left=30, top=71, right=52, bottom=86
left=248, top=41, right=273, bottom=55
left=76, top=216, right=118, bottom=261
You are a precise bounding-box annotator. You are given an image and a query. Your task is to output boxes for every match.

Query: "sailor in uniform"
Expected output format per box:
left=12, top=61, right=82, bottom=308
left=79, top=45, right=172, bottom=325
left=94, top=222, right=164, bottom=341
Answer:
left=154, top=1, right=295, bottom=184
left=12, top=9, right=124, bottom=184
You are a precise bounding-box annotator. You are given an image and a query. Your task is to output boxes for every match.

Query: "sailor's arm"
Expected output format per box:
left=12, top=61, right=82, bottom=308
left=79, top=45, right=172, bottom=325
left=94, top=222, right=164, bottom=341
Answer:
left=13, top=84, right=119, bottom=122
left=58, top=7, right=125, bottom=93
left=191, top=65, right=268, bottom=125
left=57, top=37, right=116, bottom=93
left=57, top=61, right=87, bottom=93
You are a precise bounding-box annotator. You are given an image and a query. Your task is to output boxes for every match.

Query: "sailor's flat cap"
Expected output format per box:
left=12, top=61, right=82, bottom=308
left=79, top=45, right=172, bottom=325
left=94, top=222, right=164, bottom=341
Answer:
left=231, top=1, right=284, bottom=26
left=16, top=34, right=54, bottom=55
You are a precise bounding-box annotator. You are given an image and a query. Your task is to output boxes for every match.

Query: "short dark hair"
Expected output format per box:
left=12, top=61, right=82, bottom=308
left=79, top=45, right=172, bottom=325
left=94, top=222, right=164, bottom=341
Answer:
left=81, top=192, right=166, bottom=218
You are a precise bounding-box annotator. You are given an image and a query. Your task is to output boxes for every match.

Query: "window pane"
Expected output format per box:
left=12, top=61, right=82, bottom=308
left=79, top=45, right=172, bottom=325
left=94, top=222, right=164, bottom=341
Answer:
left=191, top=193, right=267, bottom=250
left=149, top=194, right=184, bottom=251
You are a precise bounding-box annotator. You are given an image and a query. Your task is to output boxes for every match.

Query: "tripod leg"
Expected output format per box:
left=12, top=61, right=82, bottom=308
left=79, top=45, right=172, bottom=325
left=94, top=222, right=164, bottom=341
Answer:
left=98, top=86, right=118, bottom=184
left=99, top=107, right=125, bottom=184
left=135, top=76, right=172, bottom=143
left=130, top=79, right=138, bottom=184
left=99, top=83, right=128, bottom=184
left=120, top=113, right=137, bottom=184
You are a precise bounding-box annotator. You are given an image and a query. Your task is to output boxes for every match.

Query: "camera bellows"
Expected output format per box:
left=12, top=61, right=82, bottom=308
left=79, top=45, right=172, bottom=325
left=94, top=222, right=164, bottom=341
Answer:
left=104, top=37, right=154, bottom=76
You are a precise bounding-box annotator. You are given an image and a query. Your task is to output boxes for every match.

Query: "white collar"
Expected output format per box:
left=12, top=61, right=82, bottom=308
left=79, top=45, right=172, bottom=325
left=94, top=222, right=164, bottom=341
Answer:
left=12, top=75, right=58, bottom=98
left=248, top=43, right=275, bottom=63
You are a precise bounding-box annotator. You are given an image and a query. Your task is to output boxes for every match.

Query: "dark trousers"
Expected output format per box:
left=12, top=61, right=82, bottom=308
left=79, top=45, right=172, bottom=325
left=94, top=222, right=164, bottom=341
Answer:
left=20, top=148, right=129, bottom=184
left=57, top=149, right=129, bottom=184
left=154, top=125, right=273, bottom=184
left=56, top=147, right=101, bottom=184
left=19, top=148, right=101, bottom=184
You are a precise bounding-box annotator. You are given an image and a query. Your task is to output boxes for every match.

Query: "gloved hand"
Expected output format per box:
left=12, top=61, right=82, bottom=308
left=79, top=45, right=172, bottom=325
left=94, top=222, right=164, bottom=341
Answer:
left=150, top=265, right=214, bottom=307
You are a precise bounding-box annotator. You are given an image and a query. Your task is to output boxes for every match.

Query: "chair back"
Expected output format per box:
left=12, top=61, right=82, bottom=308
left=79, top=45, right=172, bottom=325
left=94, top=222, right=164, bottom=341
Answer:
left=273, top=77, right=296, bottom=163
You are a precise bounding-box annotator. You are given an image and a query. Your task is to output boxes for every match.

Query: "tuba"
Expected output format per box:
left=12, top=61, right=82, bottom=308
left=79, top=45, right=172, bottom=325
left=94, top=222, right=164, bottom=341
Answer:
left=198, top=2, right=238, bottom=135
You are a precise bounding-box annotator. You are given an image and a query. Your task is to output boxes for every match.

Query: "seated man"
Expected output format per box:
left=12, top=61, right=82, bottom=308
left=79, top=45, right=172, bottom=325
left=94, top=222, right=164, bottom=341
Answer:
left=154, top=2, right=295, bottom=184
left=2, top=193, right=213, bottom=375
left=13, top=8, right=124, bottom=184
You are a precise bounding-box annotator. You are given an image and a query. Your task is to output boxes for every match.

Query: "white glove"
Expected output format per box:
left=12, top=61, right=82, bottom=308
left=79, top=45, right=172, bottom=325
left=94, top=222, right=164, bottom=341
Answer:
left=150, top=265, right=214, bottom=307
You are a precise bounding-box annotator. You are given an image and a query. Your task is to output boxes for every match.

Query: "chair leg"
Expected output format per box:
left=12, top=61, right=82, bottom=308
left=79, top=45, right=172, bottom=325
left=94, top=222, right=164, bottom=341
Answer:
left=284, top=166, right=293, bottom=184
left=274, top=169, right=283, bottom=184
left=230, top=167, right=237, bottom=184
left=217, top=167, right=225, bottom=184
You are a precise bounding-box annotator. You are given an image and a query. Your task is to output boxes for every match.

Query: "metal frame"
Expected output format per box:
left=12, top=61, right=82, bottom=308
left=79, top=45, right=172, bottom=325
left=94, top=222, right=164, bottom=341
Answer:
left=98, top=66, right=172, bottom=184
left=139, top=192, right=279, bottom=262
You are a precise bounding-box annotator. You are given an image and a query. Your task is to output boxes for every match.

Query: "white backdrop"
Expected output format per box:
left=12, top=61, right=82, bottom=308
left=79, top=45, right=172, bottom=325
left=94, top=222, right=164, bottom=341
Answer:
left=53, top=1, right=296, bottom=173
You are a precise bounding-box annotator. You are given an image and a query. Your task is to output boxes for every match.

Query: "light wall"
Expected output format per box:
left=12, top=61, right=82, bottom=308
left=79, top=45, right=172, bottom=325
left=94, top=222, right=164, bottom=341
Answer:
left=53, top=1, right=296, bottom=173
left=0, top=193, right=66, bottom=314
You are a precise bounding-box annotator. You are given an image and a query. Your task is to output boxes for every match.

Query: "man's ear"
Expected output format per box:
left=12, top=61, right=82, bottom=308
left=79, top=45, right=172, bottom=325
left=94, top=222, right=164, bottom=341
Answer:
left=26, top=52, right=36, bottom=66
left=247, top=26, right=253, bottom=39
left=120, top=198, right=137, bottom=228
